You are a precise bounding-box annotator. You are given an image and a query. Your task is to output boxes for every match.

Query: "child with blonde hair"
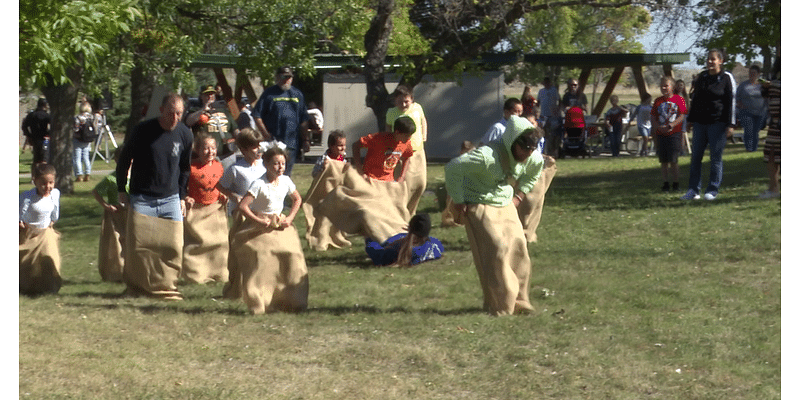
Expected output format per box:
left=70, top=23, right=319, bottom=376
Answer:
left=651, top=76, right=688, bottom=192
left=182, top=133, right=229, bottom=284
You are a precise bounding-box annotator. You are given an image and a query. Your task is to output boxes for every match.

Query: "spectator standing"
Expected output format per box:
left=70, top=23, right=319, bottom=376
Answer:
left=236, top=99, right=256, bottom=132
left=521, top=85, right=537, bottom=118
left=22, top=98, right=51, bottom=164
left=675, top=79, right=691, bottom=155
left=603, top=95, right=629, bottom=157
left=562, top=78, right=589, bottom=114
left=252, top=66, right=311, bottom=176
left=72, top=101, right=96, bottom=182
left=537, top=77, right=561, bottom=157
left=185, top=85, right=238, bottom=169
left=681, top=49, right=737, bottom=201
left=629, top=94, right=653, bottom=157
left=759, top=54, right=780, bottom=199
left=736, top=65, right=768, bottom=152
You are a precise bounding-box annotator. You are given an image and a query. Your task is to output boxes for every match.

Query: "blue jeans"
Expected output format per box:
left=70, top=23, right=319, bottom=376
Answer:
left=688, top=122, right=728, bottom=194
left=72, top=139, right=92, bottom=176
left=284, top=147, right=297, bottom=177
left=740, top=111, right=763, bottom=152
left=130, top=193, right=183, bottom=222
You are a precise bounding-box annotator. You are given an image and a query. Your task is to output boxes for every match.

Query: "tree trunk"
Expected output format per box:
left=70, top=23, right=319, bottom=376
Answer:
left=363, top=0, right=394, bottom=131
left=128, top=54, right=158, bottom=137
left=40, top=66, right=83, bottom=194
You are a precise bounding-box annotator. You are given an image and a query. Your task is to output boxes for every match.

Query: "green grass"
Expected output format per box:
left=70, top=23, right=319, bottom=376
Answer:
left=18, top=141, right=780, bottom=399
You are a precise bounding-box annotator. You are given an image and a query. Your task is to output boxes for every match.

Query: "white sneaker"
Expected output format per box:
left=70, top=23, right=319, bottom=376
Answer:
left=704, top=192, right=718, bottom=201
left=758, top=190, right=780, bottom=199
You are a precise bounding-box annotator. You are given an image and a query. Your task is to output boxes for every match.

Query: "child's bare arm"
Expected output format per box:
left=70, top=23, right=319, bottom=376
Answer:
left=396, top=156, right=412, bottom=183
left=281, top=190, right=302, bottom=227
left=238, top=193, right=268, bottom=226
left=92, top=188, right=117, bottom=212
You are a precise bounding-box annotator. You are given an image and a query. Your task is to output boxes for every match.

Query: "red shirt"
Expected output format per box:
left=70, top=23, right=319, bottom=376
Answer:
left=187, top=159, right=224, bottom=205
left=564, top=106, right=585, bottom=128
left=651, top=94, right=688, bottom=136
left=359, top=132, right=414, bottom=181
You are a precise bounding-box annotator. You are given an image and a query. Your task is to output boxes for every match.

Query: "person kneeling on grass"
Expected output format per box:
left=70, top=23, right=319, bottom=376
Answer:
left=365, top=213, right=444, bottom=267
left=445, top=115, right=544, bottom=316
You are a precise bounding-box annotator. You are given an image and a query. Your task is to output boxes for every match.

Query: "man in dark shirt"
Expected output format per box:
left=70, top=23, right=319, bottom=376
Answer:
left=21, top=98, right=51, bottom=164
left=117, top=93, right=193, bottom=220
left=116, top=93, right=193, bottom=300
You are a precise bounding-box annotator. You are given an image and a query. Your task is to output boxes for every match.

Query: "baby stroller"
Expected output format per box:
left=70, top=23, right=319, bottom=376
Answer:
left=561, top=105, right=590, bottom=158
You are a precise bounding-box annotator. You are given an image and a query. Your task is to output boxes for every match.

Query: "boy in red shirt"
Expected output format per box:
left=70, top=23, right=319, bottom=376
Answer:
left=650, top=76, right=688, bottom=192
left=351, top=116, right=415, bottom=182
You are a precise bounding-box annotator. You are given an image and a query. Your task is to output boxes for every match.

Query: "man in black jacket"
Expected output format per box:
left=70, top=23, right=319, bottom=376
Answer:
left=21, top=98, right=51, bottom=164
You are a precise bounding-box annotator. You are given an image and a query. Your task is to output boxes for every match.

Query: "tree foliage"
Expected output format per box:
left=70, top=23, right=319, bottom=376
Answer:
left=20, top=0, right=141, bottom=192
left=20, top=0, right=141, bottom=88
left=505, top=5, right=650, bottom=86
left=693, top=0, right=779, bottom=73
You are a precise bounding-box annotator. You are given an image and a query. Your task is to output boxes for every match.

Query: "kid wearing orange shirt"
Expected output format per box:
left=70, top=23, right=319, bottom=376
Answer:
left=352, top=116, right=415, bottom=182
left=182, top=133, right=229, bottom=283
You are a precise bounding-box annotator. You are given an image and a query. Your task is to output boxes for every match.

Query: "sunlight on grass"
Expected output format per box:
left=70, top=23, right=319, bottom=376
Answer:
left=19, top=143, right=779, bottom=399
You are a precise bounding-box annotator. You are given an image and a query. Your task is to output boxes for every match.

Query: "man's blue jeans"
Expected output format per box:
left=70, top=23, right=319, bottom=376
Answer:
left=688, top=122, right=728, bottom=194
left=130, top=193, right=183, bottom=222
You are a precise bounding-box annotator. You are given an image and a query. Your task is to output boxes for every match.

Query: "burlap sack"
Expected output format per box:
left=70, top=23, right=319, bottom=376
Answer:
left=221, top=211, right=245, bottom=300
left=182, top=201, right=229, bottom=284
left=123, top=210, right=183, bottom=300
left=98, top=209, right=126, bottom=283
left=464, top=203, right=533, bottom=316
left=404, top=149, right=427, bottom=216
left=302, top=159, right=352, bottom=251
left=19, top=226, right=62, bottom=295
left=316, top=164, right=410, bottom=244
left=517, top=161, right=557, bottom=243
left=231, top=218, right=309, bottom=314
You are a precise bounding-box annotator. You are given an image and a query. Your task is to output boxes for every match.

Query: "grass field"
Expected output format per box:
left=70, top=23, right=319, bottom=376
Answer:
left=18, top=139, right=780, bottom=399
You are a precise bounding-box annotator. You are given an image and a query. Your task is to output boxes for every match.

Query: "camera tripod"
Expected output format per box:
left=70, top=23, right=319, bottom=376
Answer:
left=91, top=112, right=118, bottom=163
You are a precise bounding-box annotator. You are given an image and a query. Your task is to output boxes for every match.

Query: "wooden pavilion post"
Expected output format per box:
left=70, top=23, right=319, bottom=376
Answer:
left=590, top=66, right=625, bottom=117
left=631, top=65, right=650, bottom=102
